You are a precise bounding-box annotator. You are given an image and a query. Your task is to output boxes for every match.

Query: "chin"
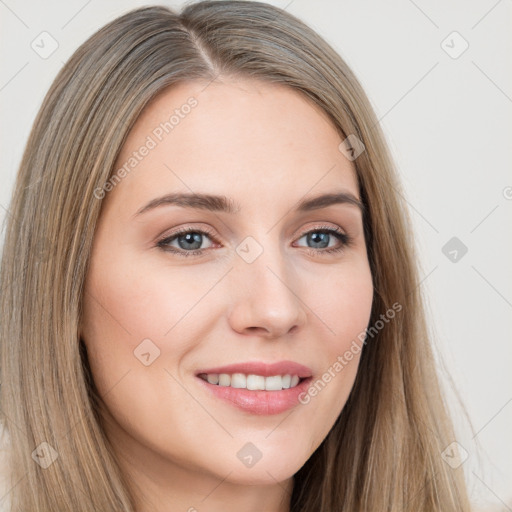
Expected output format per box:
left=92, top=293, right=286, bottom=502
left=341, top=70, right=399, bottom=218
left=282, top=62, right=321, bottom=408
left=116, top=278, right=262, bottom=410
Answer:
left=205, top=450, right=308, bottom=486
left=222, top=466, right=297, bottom=486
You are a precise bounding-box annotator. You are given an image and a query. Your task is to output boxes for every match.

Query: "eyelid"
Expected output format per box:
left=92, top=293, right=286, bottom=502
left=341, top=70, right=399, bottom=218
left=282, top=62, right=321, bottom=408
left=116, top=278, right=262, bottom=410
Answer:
left=293, top=224, right=351, bottom=250
left=156, top=224, right=219, bottom=251
left=292, top=222, right=346, bottom=241
left=156, top=222, right=351, bottom=257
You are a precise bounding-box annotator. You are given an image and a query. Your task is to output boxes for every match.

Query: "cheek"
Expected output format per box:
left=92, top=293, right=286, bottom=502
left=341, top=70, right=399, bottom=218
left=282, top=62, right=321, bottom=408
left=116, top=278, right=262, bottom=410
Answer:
left=82, top=249, right=222, bottom=353
left=295, top=259, right=373, bottom=431
left=80, top=251, right=225, bottom=456
left=308, top=257, right=374, bottom=345
left=80, top=247, right=233, bottom=420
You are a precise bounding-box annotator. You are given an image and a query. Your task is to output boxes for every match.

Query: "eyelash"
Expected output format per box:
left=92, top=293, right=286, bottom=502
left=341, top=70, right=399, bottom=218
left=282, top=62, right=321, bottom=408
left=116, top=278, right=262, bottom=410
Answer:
left=156, top=225, right=352, bottom=258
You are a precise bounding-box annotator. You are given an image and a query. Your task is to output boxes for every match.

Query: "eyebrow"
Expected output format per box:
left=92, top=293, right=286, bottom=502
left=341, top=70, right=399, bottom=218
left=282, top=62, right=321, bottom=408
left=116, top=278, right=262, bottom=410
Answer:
left=133, top=191, right=364, bottom=217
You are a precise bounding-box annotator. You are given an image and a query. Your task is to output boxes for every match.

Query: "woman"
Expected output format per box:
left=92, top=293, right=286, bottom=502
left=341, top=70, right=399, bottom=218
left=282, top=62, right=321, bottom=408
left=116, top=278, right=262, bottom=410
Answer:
left=0, top=1, right=470, bottom=510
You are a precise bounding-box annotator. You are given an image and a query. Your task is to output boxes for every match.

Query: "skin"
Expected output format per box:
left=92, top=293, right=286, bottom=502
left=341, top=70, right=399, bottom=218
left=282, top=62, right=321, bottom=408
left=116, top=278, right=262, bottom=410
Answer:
left=81, top=78, right=374, bottom=512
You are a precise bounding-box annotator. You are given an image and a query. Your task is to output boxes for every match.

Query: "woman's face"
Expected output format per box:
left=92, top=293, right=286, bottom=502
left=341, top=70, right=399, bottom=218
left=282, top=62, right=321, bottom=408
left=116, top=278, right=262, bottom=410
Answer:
left=82, top=78, right=373, bottom=491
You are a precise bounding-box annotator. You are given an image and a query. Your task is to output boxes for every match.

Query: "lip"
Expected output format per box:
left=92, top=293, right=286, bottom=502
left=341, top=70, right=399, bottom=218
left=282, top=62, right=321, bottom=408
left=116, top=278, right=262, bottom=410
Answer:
left=195, top=360, right=313, bottom=379
left=194, top=360, right=313, bottom=416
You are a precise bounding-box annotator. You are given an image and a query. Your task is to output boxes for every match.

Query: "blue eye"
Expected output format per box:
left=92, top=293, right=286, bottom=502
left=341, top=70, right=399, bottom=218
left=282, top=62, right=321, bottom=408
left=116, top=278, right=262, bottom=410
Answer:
left=295, top=229, right=349, bottom=252
left=157, top=229, right=215, bottom=256
left=156, top=226, right=350, bottom=257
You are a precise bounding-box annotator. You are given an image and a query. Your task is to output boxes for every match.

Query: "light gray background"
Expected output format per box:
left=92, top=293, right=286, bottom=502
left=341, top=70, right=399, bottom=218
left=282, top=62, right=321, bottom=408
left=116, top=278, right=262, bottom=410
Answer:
left=1, top=0, right=511, bottom=509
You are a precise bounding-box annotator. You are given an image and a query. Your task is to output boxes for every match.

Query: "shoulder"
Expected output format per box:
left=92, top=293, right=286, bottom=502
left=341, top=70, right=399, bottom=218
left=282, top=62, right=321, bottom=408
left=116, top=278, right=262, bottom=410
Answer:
left=0, top=421, right=11, bottom=511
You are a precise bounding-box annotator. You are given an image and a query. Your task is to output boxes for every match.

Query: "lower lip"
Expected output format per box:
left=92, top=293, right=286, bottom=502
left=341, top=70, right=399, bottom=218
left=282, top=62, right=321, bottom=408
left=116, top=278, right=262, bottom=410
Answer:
left=195, top=376, right=313, bottom=415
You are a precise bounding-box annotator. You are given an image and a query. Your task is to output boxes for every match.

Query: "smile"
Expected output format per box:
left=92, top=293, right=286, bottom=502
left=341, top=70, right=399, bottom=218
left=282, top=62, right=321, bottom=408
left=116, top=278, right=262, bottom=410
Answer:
left=198, top=373, right=301, bottom=390
left=195, top=360, right=313, bottom=415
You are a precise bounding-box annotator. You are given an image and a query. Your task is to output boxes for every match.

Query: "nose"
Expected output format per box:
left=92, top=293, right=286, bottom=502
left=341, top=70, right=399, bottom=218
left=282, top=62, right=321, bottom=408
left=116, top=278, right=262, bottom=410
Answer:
left=227, top=242, right=307, bottom=339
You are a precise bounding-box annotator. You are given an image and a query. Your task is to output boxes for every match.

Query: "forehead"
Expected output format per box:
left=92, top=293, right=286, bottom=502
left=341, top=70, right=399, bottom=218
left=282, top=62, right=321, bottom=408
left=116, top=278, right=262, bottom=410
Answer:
left=108, top=78, right=359, bottom=211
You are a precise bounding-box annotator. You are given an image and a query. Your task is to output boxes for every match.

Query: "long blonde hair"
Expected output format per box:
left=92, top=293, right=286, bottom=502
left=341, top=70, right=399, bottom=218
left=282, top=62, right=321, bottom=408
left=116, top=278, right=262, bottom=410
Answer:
left=0, top=1, right=470, bottom=510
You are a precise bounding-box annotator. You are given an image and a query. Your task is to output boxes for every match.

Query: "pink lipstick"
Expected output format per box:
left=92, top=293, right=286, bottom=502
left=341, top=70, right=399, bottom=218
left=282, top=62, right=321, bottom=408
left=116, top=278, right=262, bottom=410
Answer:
left=194, top=360, right=313, bottom=415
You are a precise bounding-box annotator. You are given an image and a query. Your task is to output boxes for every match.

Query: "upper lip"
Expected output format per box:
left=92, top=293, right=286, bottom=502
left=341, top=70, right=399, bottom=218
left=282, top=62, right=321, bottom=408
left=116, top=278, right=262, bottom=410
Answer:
left=195, top=360, right=313, bottom=378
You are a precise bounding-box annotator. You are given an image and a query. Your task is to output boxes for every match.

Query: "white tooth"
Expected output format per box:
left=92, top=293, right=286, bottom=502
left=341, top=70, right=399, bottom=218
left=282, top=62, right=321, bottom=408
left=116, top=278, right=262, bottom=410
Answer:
left=231, top=373, right=247, bottom=388
left=281, top=374, right=291, bottom=389
left=207, top=373, right=219, bottom=385
left=265, top=375, right=283, bottom=390
left=290, top=375, right=300, bottom=387
left=246, top=374, right=265, bottom=390
left=218, top=373, right=231, bottom=386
